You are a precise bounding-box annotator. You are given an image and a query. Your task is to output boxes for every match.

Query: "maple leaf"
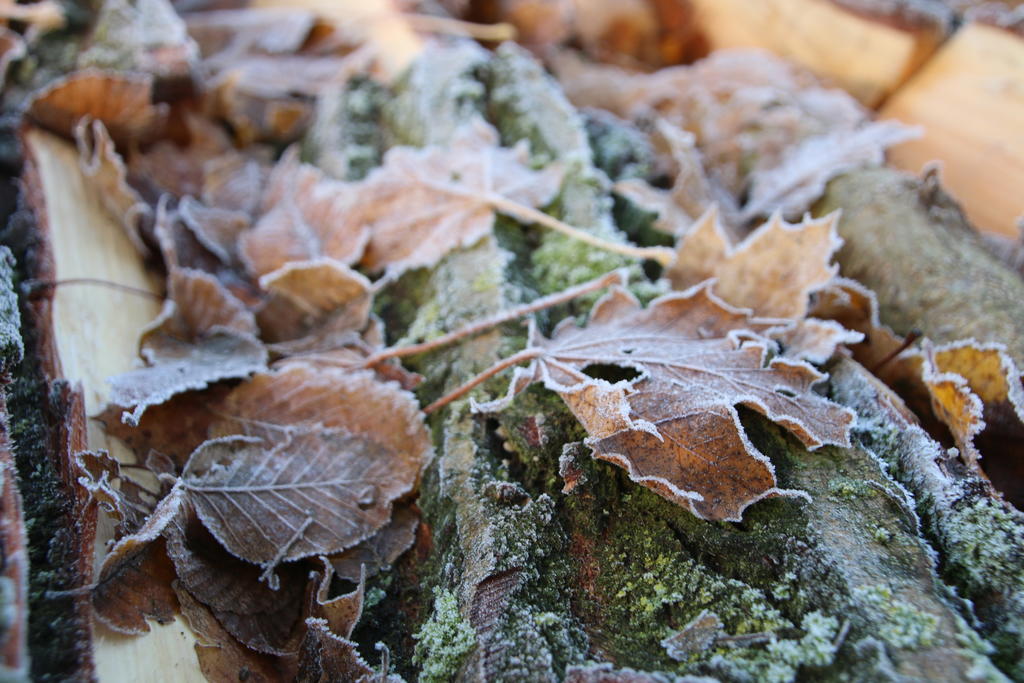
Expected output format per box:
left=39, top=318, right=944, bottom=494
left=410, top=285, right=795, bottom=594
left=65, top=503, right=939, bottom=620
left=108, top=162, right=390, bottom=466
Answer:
left=473, top=284, right=854, bottom=521
left=347, top=119, right=566, bottom=276
left=667, top=208, right=842, bottom=320
left=741, top=121, right=920, bottom=221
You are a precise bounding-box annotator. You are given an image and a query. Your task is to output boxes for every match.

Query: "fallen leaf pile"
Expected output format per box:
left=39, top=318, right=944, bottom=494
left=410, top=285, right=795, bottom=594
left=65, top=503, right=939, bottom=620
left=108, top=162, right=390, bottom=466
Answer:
left=8, top=0, right=1022, bottom=679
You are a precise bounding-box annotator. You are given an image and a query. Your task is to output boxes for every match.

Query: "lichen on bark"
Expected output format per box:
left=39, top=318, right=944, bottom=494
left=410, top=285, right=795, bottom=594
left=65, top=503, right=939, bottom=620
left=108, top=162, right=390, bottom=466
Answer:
left=308, top=42, right=1015, bottom=682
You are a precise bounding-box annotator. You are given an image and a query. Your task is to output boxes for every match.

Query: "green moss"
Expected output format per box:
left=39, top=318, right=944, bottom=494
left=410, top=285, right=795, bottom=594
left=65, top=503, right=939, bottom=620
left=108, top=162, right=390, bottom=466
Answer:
left=852, top=585, right=939, bottom=650
left=0, top=247, right=23, bottom=370
left=941, top=498, right=1024, bottom=592
left=582, top=111, right=655, bottom=182
left=827, top=477, right=871, bottom=501
left=531, top=228, right=635, bottom=297
left=706, top=611, right=839, bottom=683
left=413, top=589, right=477, bottom=683
left=303, top=77, right=389, bottom=180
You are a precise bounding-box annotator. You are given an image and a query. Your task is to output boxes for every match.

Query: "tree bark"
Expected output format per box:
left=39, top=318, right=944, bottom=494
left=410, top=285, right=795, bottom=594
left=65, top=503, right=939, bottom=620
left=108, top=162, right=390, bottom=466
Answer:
left=315, top=44, right=1019, bottom=682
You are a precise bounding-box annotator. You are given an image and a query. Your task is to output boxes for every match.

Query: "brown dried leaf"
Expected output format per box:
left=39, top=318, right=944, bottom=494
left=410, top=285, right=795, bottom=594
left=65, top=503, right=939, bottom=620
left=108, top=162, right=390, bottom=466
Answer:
left=96, top=386, right=229, bottom=469
left=27, top=69, right=168, bottom=146
left=164, top=511, right=306, bottom=654
left=257, top=258, right=372, bottom=353
left=295, top=618, right=375, bottom=683
left=91, top=485, right=185, bottom=634
left=555, top=49, right=867, bottom=195
left=808, top=277, right=906, bottom=373
left=240, top=149, right=367, bottom=278
left=179, top=430, right=407, bottom=584
left=329, top=503, right=418, bottom=583
left=178, top=196, right=250, bottom=265
left=477, top=285, right=854, bottom=520
left=210, top=364, right=431, bottom=469
left=74, top=118, right=152, bottom=255
left=75, top=450, right=161, bottom=535
left=108, top=329, right=268, bottom=426
left=777, top=318, right=864, bottom=365
left=741, top=121, right=920, bottom=221
left=898, top=340, right=1024, bottom=467
left=668, top=209, right=842, bottom=320
left=174, top=583, right=287, bottom=683
left=351, top=119, right=565, bottom=276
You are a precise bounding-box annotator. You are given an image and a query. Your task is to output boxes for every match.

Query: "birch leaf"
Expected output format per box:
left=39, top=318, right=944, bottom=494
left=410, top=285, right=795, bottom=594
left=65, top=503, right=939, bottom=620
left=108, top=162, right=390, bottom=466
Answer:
left=476, top=284, right=854, bottom=521
left=180, top=430, right=408, bottom=584
left=668, top=209, right=842, bottom=320
left=349, top=119, right=565, bottom=276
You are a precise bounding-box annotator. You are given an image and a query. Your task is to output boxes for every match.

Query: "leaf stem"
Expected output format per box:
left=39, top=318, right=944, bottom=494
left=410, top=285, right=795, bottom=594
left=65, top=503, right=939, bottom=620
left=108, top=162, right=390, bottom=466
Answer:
left=22, top=278, right=162, bottom=301
left=423, top=348, right=542, bottom=414
left=364, top=269, right=626, bottom=366
left=484, top=192, right=676, bottom=266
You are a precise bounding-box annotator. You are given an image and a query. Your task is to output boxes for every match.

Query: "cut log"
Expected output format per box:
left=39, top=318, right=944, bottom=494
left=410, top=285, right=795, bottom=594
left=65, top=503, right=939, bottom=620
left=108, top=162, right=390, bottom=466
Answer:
left=880, top=21, right=1024, bottom=236
left=21, top=129, right=205, bottom=682
left=687, top=0, right=950, bottom=106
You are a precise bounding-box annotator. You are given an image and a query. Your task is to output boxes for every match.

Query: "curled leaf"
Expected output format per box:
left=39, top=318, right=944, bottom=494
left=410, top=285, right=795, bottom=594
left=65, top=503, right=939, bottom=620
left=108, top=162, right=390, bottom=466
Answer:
left=668, top=209, right=842, bottom=320
left=476, top=284, right=854, bottom=521
left=28, top=69, right=168, bottom=146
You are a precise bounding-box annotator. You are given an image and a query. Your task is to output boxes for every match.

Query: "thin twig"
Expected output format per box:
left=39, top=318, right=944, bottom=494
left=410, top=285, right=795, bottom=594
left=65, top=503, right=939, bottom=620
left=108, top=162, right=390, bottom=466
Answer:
left=22, top=278, right=162, bottom=301
left=871, top=329, right=921, bottom=373
left=484, top=192, right=676, bottom=266
left=423, top=348, right=542, bottom=414
left=405, top=13, right=517, bottom=41
left=364, top=269, right=626, bottom=366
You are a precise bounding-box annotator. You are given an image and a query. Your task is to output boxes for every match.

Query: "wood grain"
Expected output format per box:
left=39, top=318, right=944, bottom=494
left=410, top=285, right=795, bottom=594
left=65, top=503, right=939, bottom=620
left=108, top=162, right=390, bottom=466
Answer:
left=24, top=129, right=204, bottom=683
left=880, top=22, right=1024, bottom=237
left=689, top=0, right=945, bottom=106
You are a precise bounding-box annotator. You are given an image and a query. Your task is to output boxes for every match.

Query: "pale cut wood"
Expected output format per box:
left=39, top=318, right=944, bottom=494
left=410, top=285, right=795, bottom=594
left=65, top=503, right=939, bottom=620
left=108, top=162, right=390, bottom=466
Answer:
left=24, top=130, right=204, bottom=683
left=880, top=22, right=1024, bottom=237
left=251, top=0, right=422, bottom=80
left=688, top=0, right=944, bottom=106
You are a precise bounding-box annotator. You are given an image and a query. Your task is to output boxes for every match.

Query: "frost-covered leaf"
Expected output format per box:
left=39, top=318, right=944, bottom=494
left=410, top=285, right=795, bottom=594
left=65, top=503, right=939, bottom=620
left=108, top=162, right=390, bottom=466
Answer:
left=741, top=121, right=920, bottom=221
left=164, top=511, right=307, bottom=654
left=257, top=258, right=372, bottom=354
left=668, top=209, right=842, bottom=320
left=329, top=503, right=418, bottom=582
left=108, top=330, right=267, bottom=426
left=91, top=484, right=186, bottom=634
left=180, top=430, right=406, bottom=584
left=555, top=49, right=866, bottom=195
left=27, top=69, right=168, bottom=146
left=897, top=340, right=1024, bottom=468
left=778, top=318, right=864, bottom=365
left=74, top=118, right=152, bottom=255
left=240, top=149, right=367, bottom=278
left=476, top=285, right=854, bottom=521
left=614, top=120, right=716, bottom=236
left=348, top=119, right=565, bottom=276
